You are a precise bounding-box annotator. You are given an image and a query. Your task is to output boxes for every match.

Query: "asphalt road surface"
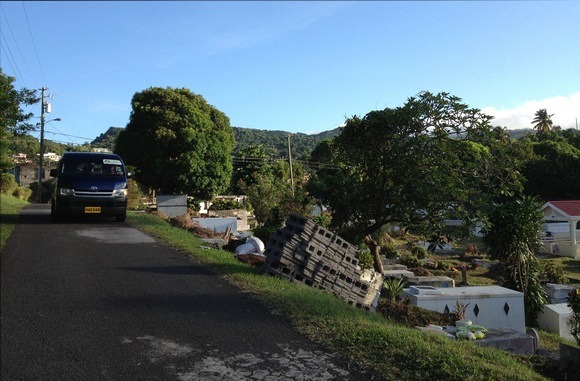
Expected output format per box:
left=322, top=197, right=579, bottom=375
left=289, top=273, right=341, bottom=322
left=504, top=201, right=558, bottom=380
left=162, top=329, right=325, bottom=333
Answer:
left=1, top=205, right=358, bottom=380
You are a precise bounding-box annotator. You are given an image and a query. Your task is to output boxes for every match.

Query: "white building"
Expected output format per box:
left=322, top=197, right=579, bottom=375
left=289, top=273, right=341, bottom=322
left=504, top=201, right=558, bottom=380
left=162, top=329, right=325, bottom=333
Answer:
left=540, top=200, right=580, bottom=259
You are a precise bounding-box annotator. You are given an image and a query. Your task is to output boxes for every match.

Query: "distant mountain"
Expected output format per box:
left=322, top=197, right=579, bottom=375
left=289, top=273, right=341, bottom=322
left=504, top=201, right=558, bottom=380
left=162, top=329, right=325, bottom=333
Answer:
left=91, top=125, right=535, bottom=160
left=90, top=126, right=340, bottom=159
left=91, top=127, right=124, bottom=151
left=232, top=127, right=341, bottom=159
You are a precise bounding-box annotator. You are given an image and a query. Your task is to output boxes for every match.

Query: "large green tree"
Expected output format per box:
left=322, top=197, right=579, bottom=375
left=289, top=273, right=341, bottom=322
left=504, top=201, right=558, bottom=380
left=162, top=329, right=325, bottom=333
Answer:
left=115, top=87, right=235, bottom=199
left=307, top=92, right=524, bottom=245
left=521, top=139, right=580, bottom=199
left=241, top=159, right=313, bottom=228
left=0, top=69, right=39, bottom=170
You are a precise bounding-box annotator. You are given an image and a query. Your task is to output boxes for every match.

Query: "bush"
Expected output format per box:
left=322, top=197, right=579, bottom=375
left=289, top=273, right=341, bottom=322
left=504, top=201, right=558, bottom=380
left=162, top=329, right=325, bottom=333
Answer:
left=410, top=245, right=427, bottom=259
left=252, top=225, right=278, bottom=244
left=356, top=249, right=374, bottom=270
left=1, top=173, right=18, bottom=195
left=127, top=179, right=146, bottom=210
left=12, top=186, right=32, bottom=201
left=439, top=260, right=453, bottom=271
left=209, top=198, right=244, bottom=211
left=399, top=254, right=421, bottom=268
left=311, top=213, right=331, bottom=228
left=542, top=260, right=567, bottom=284
left=381, top=243, right=399, bottom=259
left=567, top=289, right=580, bottom=346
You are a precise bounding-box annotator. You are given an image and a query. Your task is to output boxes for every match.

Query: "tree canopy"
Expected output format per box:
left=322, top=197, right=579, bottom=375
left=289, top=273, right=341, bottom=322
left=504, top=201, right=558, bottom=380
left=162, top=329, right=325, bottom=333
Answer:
left=115, top=87, right=235, bottom=199
left=1, top=69, right=39, bottom=170
left=307, top=91, right=524, bottom=243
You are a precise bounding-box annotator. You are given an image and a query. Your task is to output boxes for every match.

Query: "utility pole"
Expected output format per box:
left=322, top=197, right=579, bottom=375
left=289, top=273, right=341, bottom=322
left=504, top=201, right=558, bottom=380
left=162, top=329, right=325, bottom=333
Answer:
left=37, top=87, right=46, bottom=203
left=287, top=135, right=295, bottom=198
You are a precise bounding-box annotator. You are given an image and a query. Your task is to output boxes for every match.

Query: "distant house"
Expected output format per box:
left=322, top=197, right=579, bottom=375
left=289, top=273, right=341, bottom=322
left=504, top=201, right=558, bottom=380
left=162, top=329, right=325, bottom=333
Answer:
left=540, top=200, right=580, bottom=259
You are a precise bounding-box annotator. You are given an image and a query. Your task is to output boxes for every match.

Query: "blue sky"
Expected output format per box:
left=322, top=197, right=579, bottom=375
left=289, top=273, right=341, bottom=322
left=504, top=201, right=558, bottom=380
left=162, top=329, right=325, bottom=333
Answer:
left=1, top=1, right=579, bottom=146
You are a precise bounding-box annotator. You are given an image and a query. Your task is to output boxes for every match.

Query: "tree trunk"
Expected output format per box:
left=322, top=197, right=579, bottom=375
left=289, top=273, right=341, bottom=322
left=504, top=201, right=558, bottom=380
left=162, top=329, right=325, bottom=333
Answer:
left=365, top=235, right=384, bottom=274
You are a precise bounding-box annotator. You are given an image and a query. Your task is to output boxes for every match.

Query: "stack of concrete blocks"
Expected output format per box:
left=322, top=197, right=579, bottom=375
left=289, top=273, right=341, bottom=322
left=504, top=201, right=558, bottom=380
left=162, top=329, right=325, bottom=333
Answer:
left=263, top=214, right=385, bottom=310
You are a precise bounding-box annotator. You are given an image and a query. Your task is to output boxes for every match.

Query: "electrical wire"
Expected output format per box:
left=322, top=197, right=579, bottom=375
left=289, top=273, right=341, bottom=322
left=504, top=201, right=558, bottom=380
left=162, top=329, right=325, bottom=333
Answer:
left=0, top=3, right=36, bottom=88
left=20, top=1, right=46, bottom=86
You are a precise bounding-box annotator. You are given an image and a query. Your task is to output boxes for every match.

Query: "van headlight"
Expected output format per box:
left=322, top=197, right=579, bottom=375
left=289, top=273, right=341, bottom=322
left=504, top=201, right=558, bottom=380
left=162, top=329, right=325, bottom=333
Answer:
left=113, top=189, right=128, bottom=197
left=59, top=188, right=74, bottom=196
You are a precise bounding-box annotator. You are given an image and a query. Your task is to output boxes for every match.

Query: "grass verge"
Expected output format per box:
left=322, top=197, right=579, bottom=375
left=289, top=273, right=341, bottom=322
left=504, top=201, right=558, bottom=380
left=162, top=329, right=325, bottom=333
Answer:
left=0, top=194, right=28, bottom=251
left=127, top=211, right=549, bottom=381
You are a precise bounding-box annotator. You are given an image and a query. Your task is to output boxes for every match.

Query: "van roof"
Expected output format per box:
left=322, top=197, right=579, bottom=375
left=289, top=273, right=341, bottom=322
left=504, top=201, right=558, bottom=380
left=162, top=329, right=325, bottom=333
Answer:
left=61, top=152, right=122, bottom=160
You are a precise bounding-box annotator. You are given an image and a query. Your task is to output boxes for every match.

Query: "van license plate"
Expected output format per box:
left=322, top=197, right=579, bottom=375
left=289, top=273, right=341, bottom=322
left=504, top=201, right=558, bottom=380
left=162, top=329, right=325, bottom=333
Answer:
left=85, top=207, right=101, bottom=214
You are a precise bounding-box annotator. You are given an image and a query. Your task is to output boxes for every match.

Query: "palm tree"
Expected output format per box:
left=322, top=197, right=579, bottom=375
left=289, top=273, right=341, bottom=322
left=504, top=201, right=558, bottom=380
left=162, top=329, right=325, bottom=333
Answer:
left=531, top=108, right=554, bottom=133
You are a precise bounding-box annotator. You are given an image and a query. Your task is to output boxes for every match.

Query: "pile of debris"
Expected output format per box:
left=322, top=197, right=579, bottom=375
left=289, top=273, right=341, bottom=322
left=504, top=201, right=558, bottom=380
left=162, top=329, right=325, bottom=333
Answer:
left=262, top=214, right=385, bottom=310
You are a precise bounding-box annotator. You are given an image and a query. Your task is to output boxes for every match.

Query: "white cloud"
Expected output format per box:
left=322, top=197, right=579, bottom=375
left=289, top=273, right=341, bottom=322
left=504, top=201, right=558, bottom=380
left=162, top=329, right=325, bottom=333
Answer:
left=482, top=92, right=580, bottom=130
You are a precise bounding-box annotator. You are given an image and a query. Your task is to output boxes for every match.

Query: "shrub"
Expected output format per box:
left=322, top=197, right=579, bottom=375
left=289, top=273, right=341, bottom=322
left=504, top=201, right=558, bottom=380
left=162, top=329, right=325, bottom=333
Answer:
left=1, top=173, right=18, bottom=195
left=439, top=260, right=453, bottom=271
left=399, top=254, right=421, bottom=268
left=541, top=260, right=567, bottom=284
left=252, top=225, right=278, bottom=244
left=381, top=243, right=399, bottom=259
left=410, top=245, right=427, bottom=259
left=311, top=213, right=331, bottom=228
left=209, top=198, right=244, bottom=211
left=356, top=249, right=374, bottom=270
left=568, top=289, right=580, bottom=346
left=127, top=179, right=146, bottom=210
left=12, top=186, right=32, bottom=201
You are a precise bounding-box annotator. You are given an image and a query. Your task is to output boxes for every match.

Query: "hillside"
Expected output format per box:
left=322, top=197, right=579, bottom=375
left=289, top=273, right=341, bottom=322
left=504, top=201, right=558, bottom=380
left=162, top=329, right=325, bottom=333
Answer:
left=87, top=126, right=541, bottom=159
left=232, top=126, right=341, bottom=159
left=90, top=126, right=342, bottom=159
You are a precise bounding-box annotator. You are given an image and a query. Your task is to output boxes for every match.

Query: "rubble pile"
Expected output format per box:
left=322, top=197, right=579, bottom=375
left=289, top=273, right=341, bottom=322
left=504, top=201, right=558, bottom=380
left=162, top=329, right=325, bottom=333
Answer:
left=262, top=214, right=384, bottom=310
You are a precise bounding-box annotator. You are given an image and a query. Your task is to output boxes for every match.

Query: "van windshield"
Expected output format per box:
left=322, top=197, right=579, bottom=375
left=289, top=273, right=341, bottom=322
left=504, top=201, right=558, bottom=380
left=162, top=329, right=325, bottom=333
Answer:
left=61, top=158, right=124, bottom=176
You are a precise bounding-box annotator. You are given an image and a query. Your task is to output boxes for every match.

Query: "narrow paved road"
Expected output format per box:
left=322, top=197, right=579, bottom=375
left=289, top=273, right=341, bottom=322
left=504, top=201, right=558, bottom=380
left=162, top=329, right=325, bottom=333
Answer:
left=1, top=205, right=357, bottom=380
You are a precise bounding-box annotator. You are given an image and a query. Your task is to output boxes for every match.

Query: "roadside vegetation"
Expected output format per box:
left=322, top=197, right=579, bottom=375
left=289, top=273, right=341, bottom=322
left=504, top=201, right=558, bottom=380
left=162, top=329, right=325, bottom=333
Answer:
left=0, top=193, right=28, bottom=250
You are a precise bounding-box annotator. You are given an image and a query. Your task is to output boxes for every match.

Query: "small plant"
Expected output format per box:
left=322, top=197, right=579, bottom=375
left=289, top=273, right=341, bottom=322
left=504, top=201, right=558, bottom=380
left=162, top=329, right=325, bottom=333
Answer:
left=542, top=260, right=567, bottom=284
left=567, top=289, right=580, bottom=346
left=383, top=277, right=407, bottom=302
left=410, top=245, right=427, bottom=259
left=462, top=244, right=478, bottom=258
left=355, top=249, right=374, bottom=270
left=399, top=253, right=421, bottom=268
left=439, top=260, right=453, bottom=271
left=381, top=243, right=399, bottom=259
left=453, top=300, right=470, bottom=320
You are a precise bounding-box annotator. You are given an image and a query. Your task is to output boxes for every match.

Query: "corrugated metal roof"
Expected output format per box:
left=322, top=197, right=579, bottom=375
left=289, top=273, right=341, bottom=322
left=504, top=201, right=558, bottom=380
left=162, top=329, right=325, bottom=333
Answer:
left=545, top=200, right=580, bottom=218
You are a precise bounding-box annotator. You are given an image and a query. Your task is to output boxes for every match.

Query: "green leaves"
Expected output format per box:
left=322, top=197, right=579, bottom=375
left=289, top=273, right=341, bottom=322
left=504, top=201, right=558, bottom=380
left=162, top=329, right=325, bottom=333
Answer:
left=308, top=91, right=522, bottom=243
left=115, top=87, right=235, bottom=198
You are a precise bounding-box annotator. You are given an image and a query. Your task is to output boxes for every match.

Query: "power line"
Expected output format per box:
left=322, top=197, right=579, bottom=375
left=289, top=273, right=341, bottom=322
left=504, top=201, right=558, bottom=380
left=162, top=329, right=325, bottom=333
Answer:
left=20, top=2, right=46, bottom=85
left=0, top=3, right=36, bottom=88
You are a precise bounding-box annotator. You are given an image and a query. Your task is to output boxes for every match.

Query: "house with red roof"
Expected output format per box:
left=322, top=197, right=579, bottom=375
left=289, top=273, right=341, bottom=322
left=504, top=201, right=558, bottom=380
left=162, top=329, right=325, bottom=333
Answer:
left=541, top=200, right=580, bottom=259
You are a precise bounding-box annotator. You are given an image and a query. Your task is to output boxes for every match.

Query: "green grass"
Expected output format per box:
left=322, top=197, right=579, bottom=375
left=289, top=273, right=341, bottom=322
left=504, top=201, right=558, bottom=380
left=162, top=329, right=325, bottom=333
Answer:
left=537, top=329, right=578, bottom=352
left=126, top=212, right=549, bottom=381
left=0, top=194, right=29, bottom=250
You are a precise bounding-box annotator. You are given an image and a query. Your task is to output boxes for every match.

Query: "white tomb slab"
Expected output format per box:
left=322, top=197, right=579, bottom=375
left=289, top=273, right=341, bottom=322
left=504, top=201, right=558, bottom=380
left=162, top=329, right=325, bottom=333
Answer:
left=536, top=303, right=574, bottom=341
left=403, top=285, right=526, bottom=333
